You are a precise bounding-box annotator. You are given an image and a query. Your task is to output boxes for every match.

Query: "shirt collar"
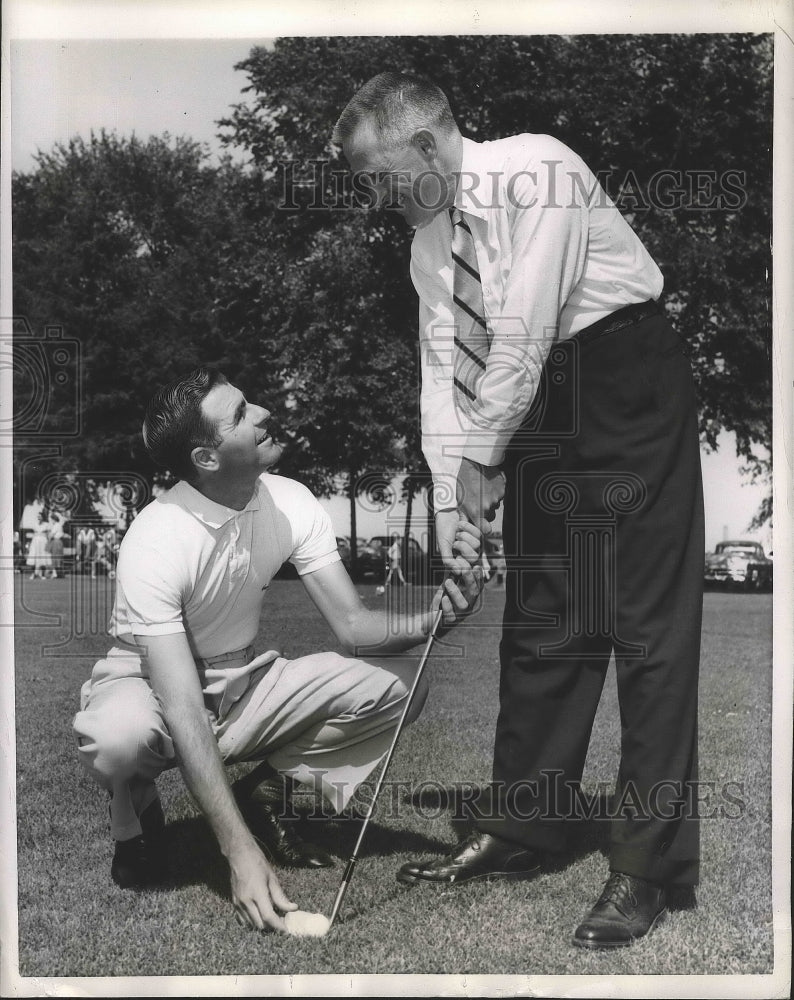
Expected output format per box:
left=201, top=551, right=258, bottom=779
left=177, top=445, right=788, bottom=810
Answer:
left=171, top=477, right=262, bottom=529
left=454, top=136, right=493, bottom=221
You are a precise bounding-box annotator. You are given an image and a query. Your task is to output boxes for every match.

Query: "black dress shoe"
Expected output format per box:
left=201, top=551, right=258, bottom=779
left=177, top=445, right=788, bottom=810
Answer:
left=397, top=829, right=541, bottom=886
left=111, top=798, right=168, bottom=889
left=233, top=772, right=335, bottom=870
left=573, top=871, right=667, bottom=948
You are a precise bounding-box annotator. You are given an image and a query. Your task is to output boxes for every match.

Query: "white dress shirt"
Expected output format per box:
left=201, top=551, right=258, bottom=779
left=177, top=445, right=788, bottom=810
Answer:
left=110, top=473, right=340, bottom=658
left=410, top=133, right=664, bottom=496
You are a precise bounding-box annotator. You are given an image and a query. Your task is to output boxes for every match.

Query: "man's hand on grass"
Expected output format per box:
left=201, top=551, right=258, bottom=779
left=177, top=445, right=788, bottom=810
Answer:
left=229, top=841, right=297, bottom=933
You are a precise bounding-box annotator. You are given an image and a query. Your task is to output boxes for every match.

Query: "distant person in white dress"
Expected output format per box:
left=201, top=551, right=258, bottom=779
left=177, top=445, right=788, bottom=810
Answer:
left=26, top=520, right=51, bottom=579
left=47, top=517, right=66, bottom=578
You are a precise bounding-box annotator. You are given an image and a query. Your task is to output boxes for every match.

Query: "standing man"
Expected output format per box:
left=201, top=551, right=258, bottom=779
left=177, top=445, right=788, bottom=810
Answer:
left=334, top=72, right=703, bottom=948
left=385, top=533, right=410, bottom=587
left=73, top=366, right=481, bottom=934
left=75, top=523, right=97, bottom=577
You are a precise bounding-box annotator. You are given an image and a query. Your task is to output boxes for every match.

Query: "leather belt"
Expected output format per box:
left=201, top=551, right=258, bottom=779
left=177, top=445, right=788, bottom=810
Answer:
left=574, top=299, right=663, bottom=346
left=200, top=644, right=255, bottom=666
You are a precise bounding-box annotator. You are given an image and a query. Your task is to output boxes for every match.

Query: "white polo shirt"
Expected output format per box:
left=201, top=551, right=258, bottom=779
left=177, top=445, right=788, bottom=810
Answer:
left=110, top=473, right=340, bottom=659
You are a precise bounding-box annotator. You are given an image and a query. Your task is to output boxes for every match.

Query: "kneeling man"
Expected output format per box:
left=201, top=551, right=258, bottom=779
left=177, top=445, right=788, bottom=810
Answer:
left=73, top=367, right=481, bottom=933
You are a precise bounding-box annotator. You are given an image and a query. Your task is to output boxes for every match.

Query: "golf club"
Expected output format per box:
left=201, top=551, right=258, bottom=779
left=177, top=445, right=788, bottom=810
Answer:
left=327, top=604, right=446, bottom=929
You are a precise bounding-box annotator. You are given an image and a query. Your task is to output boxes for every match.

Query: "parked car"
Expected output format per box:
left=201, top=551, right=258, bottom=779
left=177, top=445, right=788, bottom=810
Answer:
left=336, top=536, right=352, bottom=571
left=704, top=540, right=773, bottom=591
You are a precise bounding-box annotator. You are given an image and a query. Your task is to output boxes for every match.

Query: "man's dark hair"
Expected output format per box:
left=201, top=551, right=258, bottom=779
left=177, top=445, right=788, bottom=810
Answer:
left=142, top=367, right=227, bottom=482
left=332, top=71, right=457, bottom=150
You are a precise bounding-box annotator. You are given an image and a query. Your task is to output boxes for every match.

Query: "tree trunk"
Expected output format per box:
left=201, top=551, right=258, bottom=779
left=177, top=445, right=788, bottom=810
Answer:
left=426, top=480, right=440, bottom=585
left=349, top=469, right=358, bottom=583
left=403, top=476, right=414, bottom=580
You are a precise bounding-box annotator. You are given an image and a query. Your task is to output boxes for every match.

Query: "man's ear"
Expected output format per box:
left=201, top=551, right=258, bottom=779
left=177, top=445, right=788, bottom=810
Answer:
left=411, top=128, right=439, bottom=162
left=191, top=446, right=219, bottom=476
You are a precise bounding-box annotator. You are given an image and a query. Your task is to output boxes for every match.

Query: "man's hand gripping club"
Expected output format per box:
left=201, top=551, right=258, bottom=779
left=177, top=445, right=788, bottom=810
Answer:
left=435, top=458, right=505, bottom=577
left=430, top=517, right=485, bottom=627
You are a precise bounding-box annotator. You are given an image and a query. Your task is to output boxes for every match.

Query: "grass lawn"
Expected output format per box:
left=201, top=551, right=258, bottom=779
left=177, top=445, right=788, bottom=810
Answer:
left=9, top=574, right=779, bottom=985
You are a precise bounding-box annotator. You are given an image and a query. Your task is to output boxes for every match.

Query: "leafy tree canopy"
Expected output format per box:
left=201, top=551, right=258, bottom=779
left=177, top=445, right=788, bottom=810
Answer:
left=221, top=33, right=773, bottom=506
left=13, top=34, right=773, bottom=531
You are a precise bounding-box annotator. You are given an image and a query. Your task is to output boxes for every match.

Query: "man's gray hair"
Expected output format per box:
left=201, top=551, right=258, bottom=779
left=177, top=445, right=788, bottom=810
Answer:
left=332, top=71, right=458, bottom=151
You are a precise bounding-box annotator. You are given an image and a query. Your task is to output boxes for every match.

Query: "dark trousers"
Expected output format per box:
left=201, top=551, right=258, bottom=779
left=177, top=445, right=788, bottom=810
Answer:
left=474, top=310, right=703, bottom=886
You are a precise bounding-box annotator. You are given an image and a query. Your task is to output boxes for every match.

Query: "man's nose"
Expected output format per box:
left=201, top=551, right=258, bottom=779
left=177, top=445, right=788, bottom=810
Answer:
left=374, top=178, right=400, bottom=210
left=253, top=405, right=270, bottom=424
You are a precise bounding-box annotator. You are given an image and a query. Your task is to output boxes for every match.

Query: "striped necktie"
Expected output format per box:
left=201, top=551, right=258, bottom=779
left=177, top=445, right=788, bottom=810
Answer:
left=450, top=208, right=491, bottom=410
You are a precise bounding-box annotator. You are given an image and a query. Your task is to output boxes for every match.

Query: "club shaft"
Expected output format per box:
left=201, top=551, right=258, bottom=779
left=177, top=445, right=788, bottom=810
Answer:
left=328, top=606, right=445, bottom=927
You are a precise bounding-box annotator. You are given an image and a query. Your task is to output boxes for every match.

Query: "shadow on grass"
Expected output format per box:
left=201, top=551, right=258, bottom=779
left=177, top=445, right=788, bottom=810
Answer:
left=163, top=815, right=231, bottom=898
left=307, top=816, right=450, bottom=861
left=161, top=808, right=449, bottom=901
left=667, top=885, right=698, bottom=911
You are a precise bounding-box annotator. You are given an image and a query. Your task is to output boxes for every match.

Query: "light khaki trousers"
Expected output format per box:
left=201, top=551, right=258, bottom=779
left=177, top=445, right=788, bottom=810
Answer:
left=73, top=644, right=428, bottom=840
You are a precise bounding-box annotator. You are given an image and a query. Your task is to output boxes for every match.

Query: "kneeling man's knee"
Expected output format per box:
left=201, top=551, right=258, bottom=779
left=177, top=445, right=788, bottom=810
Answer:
left=74, top=701, right=172, bottom=783
left=338, top=657, right=429, bottom=725
left=402, top=671, right=429, bottom=723
left=376, top=662, right=429, bottom=725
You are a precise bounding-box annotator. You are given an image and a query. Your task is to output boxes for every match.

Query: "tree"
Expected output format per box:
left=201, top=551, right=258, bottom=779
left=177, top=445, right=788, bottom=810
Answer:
left=14, top=35, right=772, bottom=536
left=261, top=217, right=419, bottom=577
left=220, top=33, right=773, bottom=521
left=12, top=131, right=285, bottom=511
left=12, top=127, right=430, bottom=572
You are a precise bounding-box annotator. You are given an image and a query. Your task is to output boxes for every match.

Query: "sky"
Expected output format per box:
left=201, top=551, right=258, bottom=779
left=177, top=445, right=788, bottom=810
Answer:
left=11, top=38, right=261, bottom=172
left=8, top=35, right=774, bottom=553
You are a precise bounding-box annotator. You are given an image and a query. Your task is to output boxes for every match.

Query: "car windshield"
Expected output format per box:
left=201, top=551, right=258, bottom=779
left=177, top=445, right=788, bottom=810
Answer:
left=717, top=544, right=761, bottom=555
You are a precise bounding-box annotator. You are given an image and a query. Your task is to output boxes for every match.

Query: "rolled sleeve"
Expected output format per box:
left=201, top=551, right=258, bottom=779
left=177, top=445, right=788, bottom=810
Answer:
left=127, top=620, right=186, bottom=637
left=287, top=483, right=342, bottom=575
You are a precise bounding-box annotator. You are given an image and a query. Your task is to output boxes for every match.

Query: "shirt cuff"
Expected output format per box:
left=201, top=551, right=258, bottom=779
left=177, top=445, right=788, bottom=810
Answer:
left=429, top=471, right=460, bottom=512
left=128, top=621, right=186, bottom=636
left=462, top=430, right=511, bottom=468
left=296, top=551, right=342, bottom=576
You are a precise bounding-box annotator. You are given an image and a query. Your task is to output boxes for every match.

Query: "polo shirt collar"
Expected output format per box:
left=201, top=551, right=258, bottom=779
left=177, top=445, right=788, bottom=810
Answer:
left=455, top=136, right=493, bottom=221
left=173, top=478, right=261, bottom=528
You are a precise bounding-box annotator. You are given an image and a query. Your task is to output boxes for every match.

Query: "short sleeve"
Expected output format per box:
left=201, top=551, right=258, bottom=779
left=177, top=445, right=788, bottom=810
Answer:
left=261, top=475, right=341, bottom=576
left=111, top=527, right=186, bottom=637
left=289, top=491, right=341, bottom=576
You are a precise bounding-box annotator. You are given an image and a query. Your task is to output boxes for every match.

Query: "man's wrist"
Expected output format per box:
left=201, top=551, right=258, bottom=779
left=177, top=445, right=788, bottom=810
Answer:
left=218, top=822, right=259, bottom=861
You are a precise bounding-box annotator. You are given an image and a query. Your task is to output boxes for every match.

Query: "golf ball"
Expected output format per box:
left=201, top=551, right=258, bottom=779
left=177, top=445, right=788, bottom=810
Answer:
left=376, top=585, right=385, bottom=595
left=284, top=910, right=331, bottom=938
